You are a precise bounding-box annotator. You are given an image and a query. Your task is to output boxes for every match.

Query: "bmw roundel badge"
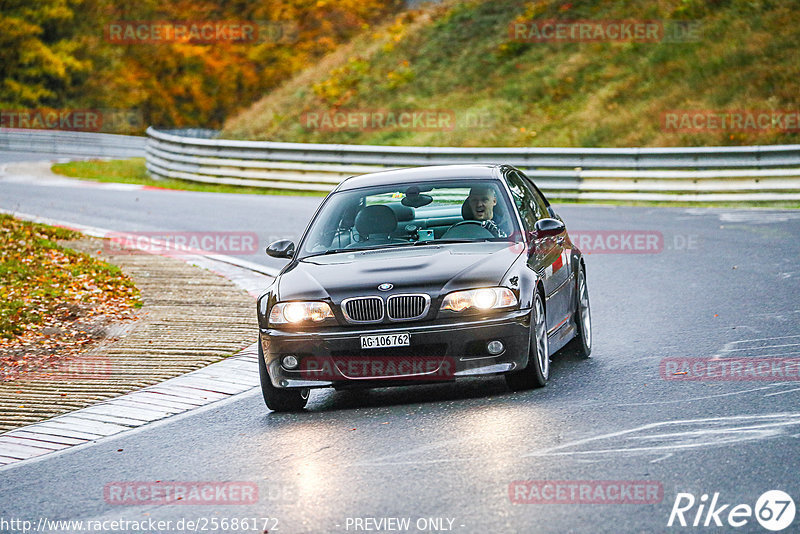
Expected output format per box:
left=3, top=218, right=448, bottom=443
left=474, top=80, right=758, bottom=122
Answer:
left=378, top=283, right=394, bottom=291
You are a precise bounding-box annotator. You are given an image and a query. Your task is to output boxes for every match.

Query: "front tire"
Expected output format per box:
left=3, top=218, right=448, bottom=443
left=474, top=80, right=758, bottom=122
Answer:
left=258, top=338, right=309, bottom=412
left=506, top=289, right=549, bottom=391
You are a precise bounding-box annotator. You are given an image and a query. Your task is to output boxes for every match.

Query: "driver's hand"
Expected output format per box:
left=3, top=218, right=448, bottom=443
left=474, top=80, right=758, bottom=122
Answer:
left=481, top=220, right=507, bottom=238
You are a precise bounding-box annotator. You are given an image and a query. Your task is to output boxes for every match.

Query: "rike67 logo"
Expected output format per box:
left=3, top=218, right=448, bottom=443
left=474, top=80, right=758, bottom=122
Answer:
left=668, top=490, right=795, bottom=531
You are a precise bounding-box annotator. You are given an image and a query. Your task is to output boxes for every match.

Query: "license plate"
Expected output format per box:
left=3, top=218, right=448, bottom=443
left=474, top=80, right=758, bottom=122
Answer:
left=360, top=333, right=410, bottom=349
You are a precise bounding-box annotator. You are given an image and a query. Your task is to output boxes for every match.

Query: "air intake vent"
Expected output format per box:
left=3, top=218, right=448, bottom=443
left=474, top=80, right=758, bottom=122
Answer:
left=387, top=294, right=430, bottom=321
left=342, top=297, right=384, bottom=323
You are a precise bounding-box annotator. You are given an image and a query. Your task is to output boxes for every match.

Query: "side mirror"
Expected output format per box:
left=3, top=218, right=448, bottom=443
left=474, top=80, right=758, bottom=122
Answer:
left=266, top=240, right=295, bottom=259
left=533, top=218, right=566, bottom=239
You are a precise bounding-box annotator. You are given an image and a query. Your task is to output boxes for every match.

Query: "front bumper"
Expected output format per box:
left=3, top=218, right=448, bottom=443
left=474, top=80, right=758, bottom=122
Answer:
left=260, top=309, right=532, bottom=389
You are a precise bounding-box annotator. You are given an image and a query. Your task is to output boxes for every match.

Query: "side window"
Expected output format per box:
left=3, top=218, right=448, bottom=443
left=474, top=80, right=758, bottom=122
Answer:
left=518, top=171, right=551, bottom=218
left=505, top=171, right=536, bottom=232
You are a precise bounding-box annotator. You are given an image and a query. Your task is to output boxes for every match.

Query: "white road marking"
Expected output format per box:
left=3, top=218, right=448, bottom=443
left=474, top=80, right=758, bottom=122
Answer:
left=522, top=413, right=800, bottom=458
left=764, top=386, right=800, bottom=397
left=706, top=210, right=800, bottom=224
left=739, top=350, right=800, bottom=357
left=710, top=335, right=800, bottom=359
left=725, top=343, right=800, bottom=352
left=348, top=414, right=800, bottom=468
left=616, top=384, right=784, bottom=406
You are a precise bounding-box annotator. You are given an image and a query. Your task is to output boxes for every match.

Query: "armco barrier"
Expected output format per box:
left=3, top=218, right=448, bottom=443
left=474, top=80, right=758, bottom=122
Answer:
left=145, top=128, right=800, bottom=202
left=0, top=129, right=145, bottom=159
left=3, top=128, right=799, bottom=201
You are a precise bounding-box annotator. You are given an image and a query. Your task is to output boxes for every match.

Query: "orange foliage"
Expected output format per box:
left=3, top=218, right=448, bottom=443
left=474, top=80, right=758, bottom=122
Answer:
left=3, top=0, right=402, bottom=130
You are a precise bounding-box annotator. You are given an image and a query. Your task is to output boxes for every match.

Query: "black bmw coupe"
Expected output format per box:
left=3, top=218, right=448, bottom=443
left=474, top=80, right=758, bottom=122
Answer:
left=256, top=164, right=591, bottom=411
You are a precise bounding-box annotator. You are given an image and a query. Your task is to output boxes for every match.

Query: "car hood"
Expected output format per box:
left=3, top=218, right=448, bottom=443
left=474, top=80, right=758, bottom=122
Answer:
left=279, top=242, right=524, bottom=302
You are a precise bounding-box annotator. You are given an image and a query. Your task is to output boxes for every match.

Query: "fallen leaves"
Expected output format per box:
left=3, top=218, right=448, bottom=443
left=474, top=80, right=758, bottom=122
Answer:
left=0, top=215, right=142, bottom=381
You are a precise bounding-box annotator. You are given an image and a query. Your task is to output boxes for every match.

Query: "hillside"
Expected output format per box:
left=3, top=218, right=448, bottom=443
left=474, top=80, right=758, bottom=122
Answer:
left=1, top=1, right=402, bottom=131
left=222, top=0, right=800, bottom=147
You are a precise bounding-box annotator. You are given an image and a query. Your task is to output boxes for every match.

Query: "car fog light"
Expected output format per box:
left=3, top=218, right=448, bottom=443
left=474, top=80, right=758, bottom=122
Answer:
left=487, top=340, right=505, bottom=355
left=282, top=355, right=299, bottom=369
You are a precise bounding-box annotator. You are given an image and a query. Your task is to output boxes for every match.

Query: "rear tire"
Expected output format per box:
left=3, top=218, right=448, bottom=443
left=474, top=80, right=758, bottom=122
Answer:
left=258, top=339, right=309, bottom=412
left=572, top=267, right=592, bottom=359
left=506, top=290, right=549, bottom=391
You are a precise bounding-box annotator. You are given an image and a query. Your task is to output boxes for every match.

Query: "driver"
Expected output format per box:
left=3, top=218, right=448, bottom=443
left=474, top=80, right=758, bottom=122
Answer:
left=468, top=186, right=496, bottom=221
left=466, top=186, right=507, bottom=237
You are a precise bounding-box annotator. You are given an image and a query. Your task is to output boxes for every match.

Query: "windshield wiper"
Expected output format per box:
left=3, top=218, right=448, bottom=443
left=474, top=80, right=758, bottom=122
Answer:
left=413, top=238, right=490, bottom=245
left=305, top=243, right=414, bottom=258
left=304, top=248, right=354, bottom=257
left=305, top=238, right=500, bottom=257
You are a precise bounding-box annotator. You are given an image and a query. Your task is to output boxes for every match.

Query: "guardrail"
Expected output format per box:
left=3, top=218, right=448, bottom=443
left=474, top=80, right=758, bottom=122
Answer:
left=145, top=128, right=800, bottom=202
left=6, top=127, right=797, bottom=201
left=0, top=129, right=145, bottom=159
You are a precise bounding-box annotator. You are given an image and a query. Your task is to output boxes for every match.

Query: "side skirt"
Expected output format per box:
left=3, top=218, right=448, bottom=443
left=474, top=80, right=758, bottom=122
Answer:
left=547, top=316, right=578, bottom=355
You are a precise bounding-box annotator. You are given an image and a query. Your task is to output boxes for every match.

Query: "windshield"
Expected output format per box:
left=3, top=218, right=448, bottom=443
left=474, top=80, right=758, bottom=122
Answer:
left=298, top=179, right=521, bottom=259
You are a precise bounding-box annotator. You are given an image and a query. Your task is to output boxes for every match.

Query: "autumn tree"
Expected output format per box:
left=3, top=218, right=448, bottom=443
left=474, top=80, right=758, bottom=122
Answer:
left=1, top=0, right=403, bottom=130
left=0, top=0, right=92, bottom=108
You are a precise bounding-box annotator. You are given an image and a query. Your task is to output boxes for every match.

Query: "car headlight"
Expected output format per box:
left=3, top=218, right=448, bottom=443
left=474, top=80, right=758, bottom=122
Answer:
left=269, top=301, right=335, bottom=325
left=440, top=287, right=517, bottom=312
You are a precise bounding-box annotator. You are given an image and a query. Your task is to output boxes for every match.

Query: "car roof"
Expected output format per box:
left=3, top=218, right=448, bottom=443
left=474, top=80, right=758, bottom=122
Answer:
left=335, top=164, right=504, bottom=191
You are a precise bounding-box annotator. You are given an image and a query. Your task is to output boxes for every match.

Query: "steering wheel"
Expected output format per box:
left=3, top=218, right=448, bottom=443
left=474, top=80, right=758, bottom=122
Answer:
left=450, top=220, right=487, bottom=230
left=442, top=220, right=495, bottom=239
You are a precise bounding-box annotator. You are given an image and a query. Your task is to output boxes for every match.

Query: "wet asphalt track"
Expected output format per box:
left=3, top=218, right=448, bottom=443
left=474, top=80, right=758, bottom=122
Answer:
left=1, top=157, right=800, bottom=533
